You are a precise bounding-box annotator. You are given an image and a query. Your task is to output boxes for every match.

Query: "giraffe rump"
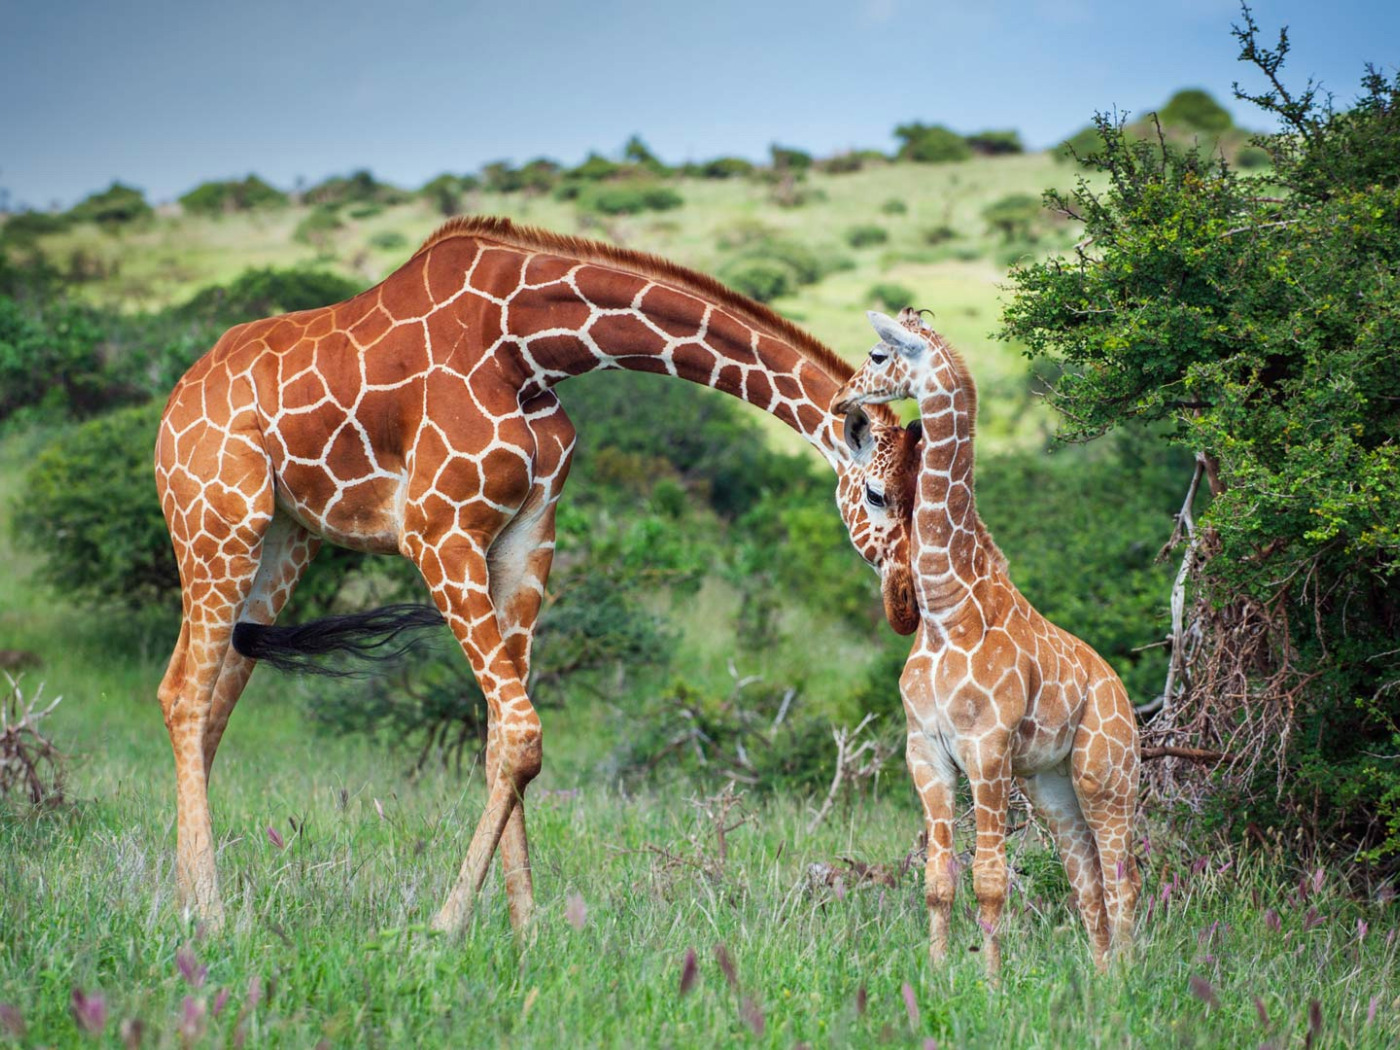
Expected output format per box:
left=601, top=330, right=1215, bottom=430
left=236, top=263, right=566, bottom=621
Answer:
left=231, top=604, right=446, bottom=677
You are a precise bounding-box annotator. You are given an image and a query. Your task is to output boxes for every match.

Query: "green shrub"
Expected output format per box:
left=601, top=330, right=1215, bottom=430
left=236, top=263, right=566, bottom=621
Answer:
left=845, top=224, right=888, bottom=248
left=965, top=129, right=1024, bottom=155
left=304, top=170, right=406, bottom=207
left=922, top=224, right=958, bottom=245
left=867, top=282, right=915, bottom=312
left=719, top=259, right=792, bottom=303
left=346, top=203, right=384, bottom=220
left=0, top=210, right=71, bottom=246
left=419, top=173, right=477, bottom=215
left=893, top=122, right=972, bottom=163
left=579, top=183, right=683, bottom=215
left=67, top=182, right=152, bottom=227
left=179, top=175, right=287, bottom=216
left=693, top=157, right=754, bottom=179
left=769, top=145, right=812, bottom=172
left=0, top=296, right=143, bottom=421
left=292, top=206, right=344, bottom=248
left=369, top=230, right=408, bottom=251
left=623, top=136, right=672, bottom=177
left=1158, top=88, right=1234, bottom=132
left=982, top=193, right=1043, bottom=241
left=174, top=267, right=362, bottom=329
left=879, top=198, right=908, bottom=215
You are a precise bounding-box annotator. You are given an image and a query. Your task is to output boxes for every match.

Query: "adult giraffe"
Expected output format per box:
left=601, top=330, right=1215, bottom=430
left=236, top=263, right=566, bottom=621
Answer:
left=154, top=216, right=915, bottom=933
left=833, top=310, right=1140, bottom=978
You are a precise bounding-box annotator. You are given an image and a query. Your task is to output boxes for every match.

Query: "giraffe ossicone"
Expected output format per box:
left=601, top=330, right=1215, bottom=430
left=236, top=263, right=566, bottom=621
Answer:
left=833, top=308, right=1141, bottom=978
left=152, top=216, right=915, bottom=934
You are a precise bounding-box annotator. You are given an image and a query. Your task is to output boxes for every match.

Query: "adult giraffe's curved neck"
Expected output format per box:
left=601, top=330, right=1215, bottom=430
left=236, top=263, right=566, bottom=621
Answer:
left=911, top=386, right=998, bottom=631
left=451, top=239, right=848, bottom=469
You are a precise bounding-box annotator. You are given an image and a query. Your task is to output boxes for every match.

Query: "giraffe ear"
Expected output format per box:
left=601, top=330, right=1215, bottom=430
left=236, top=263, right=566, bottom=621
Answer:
left=867, top=311, right=925, bottom=357
left=843, top=406, right=874, bottom=463
left=905, top=418, right=923, bottom=443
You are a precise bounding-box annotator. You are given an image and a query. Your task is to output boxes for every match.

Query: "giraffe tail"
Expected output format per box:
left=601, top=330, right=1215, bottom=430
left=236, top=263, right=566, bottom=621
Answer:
left=231, top=604, right=445, bottom=676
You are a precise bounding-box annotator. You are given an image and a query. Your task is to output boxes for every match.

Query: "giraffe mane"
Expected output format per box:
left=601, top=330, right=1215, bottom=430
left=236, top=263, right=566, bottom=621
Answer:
left=413, top=215, right=898, bottom=425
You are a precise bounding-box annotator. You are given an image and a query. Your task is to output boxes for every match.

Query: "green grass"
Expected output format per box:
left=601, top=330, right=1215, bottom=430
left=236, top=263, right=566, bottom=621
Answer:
left=2, top=438, right=1398, bottom=1048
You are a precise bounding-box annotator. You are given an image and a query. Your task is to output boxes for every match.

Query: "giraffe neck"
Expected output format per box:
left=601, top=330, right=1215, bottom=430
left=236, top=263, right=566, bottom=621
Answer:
left=911, top=385, right=997, bottom=627
left=446, top=241, right=845, bottom=467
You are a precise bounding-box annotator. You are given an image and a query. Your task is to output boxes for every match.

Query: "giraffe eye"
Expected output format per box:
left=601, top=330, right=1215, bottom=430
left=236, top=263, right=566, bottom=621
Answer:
left=865, top=483, right=886, bottom=509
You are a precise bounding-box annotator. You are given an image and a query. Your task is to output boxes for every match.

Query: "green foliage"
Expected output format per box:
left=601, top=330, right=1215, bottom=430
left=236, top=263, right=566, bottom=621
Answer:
left=769, top=145, right=812, bottom=172
left=67, top=182, right=152, bottom=227
left=1158, top=88, right=1234, bottom=133
left=12, top=402, right=175, bottom=605
left=173, top=267, right=362, bottom=330
left=369, top=230, right=408, bottom=251
left=894, top=122, right=972, bottom=164
left=0, top=296, right=144, bottom=422
left=922, top=223, right=959, bottom=245
left=691, top=156, right=755, bottom=180
left=981, top=193, right=1043, bottom=242
left=866, top=282, right=915, bottom=312
left=845, top=224, right=888, bottom=248
left=623, top=135, right=671, bottom=176
left=879, top=198, right=908, bottom=215
left=1000, top=20, right=1400, bottom=863
left=0, top=210, right=71, bottom=247
left=966, top=129, right=1024, bottom=155
left=178, top=175, right=288, bottom=216
left=719, top=258, right=792, bottom=303
left=292, top=206, right=344, bottom=248
left=419, top=173, right=477, bottom=215
left=577, top=182, right=683, bottom=216
left=304, top=170, right=407, bottom=208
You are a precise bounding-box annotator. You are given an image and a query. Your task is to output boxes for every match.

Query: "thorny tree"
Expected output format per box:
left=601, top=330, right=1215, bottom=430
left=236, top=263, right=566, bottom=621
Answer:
left=1000, top=6, right=1400, bottom=866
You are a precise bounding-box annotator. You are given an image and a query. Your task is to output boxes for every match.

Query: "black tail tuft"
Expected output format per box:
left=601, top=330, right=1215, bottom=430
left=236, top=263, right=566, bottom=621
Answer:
left=231, top=603, right=446, bottom=677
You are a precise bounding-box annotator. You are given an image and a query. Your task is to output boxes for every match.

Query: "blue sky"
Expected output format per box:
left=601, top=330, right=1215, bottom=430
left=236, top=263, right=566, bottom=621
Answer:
left=3, top=0, right=1395, bottom=209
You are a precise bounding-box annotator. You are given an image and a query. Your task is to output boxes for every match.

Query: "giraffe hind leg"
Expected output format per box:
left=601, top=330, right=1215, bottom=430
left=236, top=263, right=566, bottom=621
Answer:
left=1020, top=767, right=1110, bottom=969
left=201, top=513, right=321, bottom=778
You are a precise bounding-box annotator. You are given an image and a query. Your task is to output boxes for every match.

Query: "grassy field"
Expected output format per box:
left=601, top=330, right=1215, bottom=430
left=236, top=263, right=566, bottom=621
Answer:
left=2, top=431, right=1398, bottom=1048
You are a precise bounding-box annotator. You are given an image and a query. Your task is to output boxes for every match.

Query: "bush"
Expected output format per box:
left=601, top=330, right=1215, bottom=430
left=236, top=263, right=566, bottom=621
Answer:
left=719, top=259, right=792, bottom=303
left=0, top=210, right=71, bottom=246
left=1000, top=16, right=1400, bottom=864
left=693, top=157, right=755, bottom=180
left=879, top=198, right=908, bottom=215
left=0, top=296, right=144, bottom=421
left=578, top=183, right=683, bottom=215
left=292, top=206, right=344, bottom=248
left=845, top=224, right=888, bottom=248
left=1158, top=88, right=1234, bottom=132
left=966, top=129, right=1024, bottom=155
left=769, top=145, right=812, bottom=172
left=922, top=224, right=958, bottom=245
left=867, top=282, right=915, bottom=312
left=13, top=402, right=176, bottom=605
left=982, top=193, right=1042, bottom=241
left=893, top=122, right=972, bottom=163
left=67, top=182, right=152, bottom=227
left=178, top=175, right=287, bottom=216
left=419, top=173, right=478, bottom=215
left=174, top=267, right=362, bottom=330
left=369, top=230, right=408, bottom=251
left=304, top=170, right=407, bottom=208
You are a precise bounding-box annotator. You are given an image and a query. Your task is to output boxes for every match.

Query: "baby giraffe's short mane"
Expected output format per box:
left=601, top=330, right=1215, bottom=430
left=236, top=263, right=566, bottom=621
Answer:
left=415, top=216, right=897, bottom=426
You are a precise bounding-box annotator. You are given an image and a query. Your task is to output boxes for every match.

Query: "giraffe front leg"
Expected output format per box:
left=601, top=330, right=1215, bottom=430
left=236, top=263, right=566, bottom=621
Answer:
left=420, top=537, right=543, bottom=935
left=906, top=729, right=958, bottom=964
left=964, top=735, right=1013, bottom=983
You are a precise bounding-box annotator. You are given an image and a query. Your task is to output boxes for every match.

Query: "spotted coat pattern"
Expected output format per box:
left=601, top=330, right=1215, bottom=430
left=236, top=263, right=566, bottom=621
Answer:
left=833, top=310, right=1141, bottom=978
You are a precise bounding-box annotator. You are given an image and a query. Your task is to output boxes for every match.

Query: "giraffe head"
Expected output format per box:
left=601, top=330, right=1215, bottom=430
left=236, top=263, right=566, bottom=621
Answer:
left=833, top=308, right=962, bottom=411
left=835, top=404, right=922, bottom=636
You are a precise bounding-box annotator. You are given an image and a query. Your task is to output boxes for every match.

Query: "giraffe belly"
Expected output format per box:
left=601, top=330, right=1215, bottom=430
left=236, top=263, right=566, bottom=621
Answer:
left=1009, top=717, right=1076, bottom=776
left=274, top=475, right=407, bottom=554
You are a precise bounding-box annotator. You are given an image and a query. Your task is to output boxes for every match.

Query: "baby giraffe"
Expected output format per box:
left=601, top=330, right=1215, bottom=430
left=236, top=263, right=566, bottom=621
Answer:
left=834, top=309, right=1140, bottom=979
